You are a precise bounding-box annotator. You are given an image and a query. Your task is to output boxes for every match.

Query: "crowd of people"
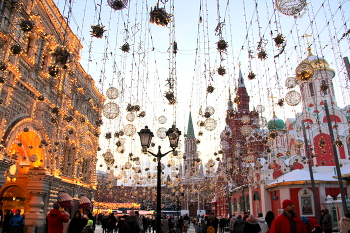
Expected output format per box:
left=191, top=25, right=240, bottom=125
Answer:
left=0, top=200, right=350, bottom=233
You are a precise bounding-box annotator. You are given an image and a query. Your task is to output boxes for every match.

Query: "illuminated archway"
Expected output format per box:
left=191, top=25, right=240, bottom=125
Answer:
left=0, top=186, right=26, bottom=214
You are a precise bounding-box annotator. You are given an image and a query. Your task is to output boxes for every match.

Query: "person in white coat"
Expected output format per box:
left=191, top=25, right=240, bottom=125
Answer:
left=257, top=213, right=269, bottom=233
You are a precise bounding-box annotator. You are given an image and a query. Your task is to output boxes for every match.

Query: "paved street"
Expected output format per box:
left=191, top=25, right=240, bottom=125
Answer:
left=94, top=224, right=196, bottom=233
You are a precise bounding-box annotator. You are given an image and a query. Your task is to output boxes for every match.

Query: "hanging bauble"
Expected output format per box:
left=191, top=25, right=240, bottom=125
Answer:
left=295, top=139, right=304, bottom=149
left=124, top=161, right=132, bottom=169
left=320, top=82, right=329, bottom=92
left=53, top=46, right=70, bottom=65
left=103, top=102, right=120, bottom=119
left=0, top=62, right=7, bottom=71
left=105, top=132, right=112, bottom=139
left=257, top=49, right=268, bottom=60
left=234, top=96, right=241, bottom=104
left=277, top=98, right=284, bottom=107
left=197, top=121, right=205, bottom=127
left=29, top=154, right=38, bottom=162
left=335, top=139, right=343, bottom=147
left=295, top=62, right=313, bottom=82
left=90, top=25, right=106, bottom=38
left=121, top=42, right=130, bottom=52
left=126, top=112, right=135, bottom=122
left=138, top=111, right=146, bottom=118
left=273, top=33, right=286, bottom=47
left=248, top=71, right=256, bottom=80
left=48, top=65, right=59, bottom=77
left=205, top=106, right=215, bottom=116
left=240, top=125, right=252, bottom=137
left=256, top=105, right=265, bottom=113
left=207, top=85, right=214, bottom=94
left=158, top=115, right=167, bottom=124
left=274, top=0, right=307, bottom=16
left=150, top=5, right=172, bottom=27
left=117, top=146, right=125, bottom=154
left=108, top=0, right=128, bottom=10
left=134, top=105, right=140, bottom=111
left=37, top=95, right=45, bottom=101
left=241, top=115, right=250, bottom=124
left=285, top=77, right=297, bottom=88
left=204, top=112, right=211, bottom=118
left=103, top=149, right=115, bottom=166
left=318, top=138, right=326, bottom=148
left=126, top=104, right=135, bottom=112
left=217, top=66, right=226, bottom=76
left=227, top=110, right=235, bottom=118
left=20, top=20, right=34, bottom=32
left=216, top=39, right=228, bottom=51
left=106, top=87, right=119, bottom=99
left=268, top=131, right=278, bottom=139
left=204, top=118, right=217, bottom=131
left=285, top=90, right=301, bottom=106
left=165, top=91, right=176, bottom=105
left=10, top=44, right=23, bottom=54
left=157, top=127, right=167, bottom=139
left=124, top=124, right=136, bottom=137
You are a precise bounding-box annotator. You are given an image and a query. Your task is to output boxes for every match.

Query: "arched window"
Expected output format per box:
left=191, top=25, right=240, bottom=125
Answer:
left=321, top=80, right=328, bottom=95
left=298, top=187, right=314, bottom=217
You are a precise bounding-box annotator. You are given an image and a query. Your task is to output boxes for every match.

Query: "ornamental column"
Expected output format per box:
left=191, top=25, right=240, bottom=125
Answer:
left=24, top=168, right=50, bottom=233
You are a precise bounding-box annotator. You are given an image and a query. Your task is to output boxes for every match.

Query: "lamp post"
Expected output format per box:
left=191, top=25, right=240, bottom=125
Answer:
left=138, top=125, right=181, bottom=233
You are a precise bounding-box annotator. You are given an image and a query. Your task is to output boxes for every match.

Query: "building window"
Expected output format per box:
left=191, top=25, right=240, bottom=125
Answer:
left=298, top=188, right=314, bottom=217
left=321, top=80, right=328, bottom=95
left=309, top=82, right=314, bottom=97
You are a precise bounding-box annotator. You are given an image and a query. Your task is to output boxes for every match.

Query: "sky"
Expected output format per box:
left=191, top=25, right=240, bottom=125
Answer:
left=53, top=0, right=350, bottom=185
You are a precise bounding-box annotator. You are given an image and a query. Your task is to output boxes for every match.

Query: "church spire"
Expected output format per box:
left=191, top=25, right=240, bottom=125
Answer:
left=236, top=66, right=250, bottom=111
left=186, top=112, right=195, bottom=138
left=238, top=68, right=245, bottom=87
left=228, top=88, right=233, bottom=110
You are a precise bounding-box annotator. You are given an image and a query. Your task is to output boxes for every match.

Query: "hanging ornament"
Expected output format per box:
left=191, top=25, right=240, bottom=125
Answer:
left=108, top=0, right=128, bottom=10
left=274, top=0, right=307, bottom=16
left=48, top=65, right=59, bottom=77
left=204, top=118, right=217, bottom=131
left=248, top=71, right=256, bottom=80
left=19, top=20, right=34, bottom=32
left=121, top=42, right=130, bottom=52
left=273, top=33, right=286, bottom=47
left=241, top=115, right=250, bottom=124
left=197, top=121, right=205, bottom=127
left=102, top=102, right=120, bottom=119
left=285, top=77, right=297, bottom=88
left=53, top=46, right=70, bottom=65
left=216, top=40, right=228, bottom=52
left=105, top=132, right=112, bottom=139
left=320, top=82, right=329, bottom=92
left=234, top=96, right=241, bottom=104
left=150, top=4, right=172, bottom=27
left=158, top=115, right=167, bottom=124
left=295, top=139, right=304, bottom=149
left=90, top=25, right=106, bottom=38
left=227, top=110, right=235, bottom=119
left=157, top=127, right=167, bottom=139
left=335, top=139, right=343, bottom=147
left=285, top=90, right=301, bottom=106
left=205, top=106, right=215, bottom=116
left=124, top=124, right=136, bottom=137
left=217, top=66, right=226, bottom=76
left=206, top=85, right=214, bottom=94
left=256, top=105, right=265, bottom=113
left=277, top=99, right=284, bottom=107
left=164, top=91, right=176, bottom=105
left=295, top=62, right=313, bottom=82
left=10, top=44, right=23, bottom=54
left=138, top=111, right=146, bottom=118
left=240, top=125, right=252, bottom=137
left=318, top=138, right=326, bottom=148
left=257, top=49, right=268, bottom=60
left=0, top=62, right=7, bottom=71
left=126, top=112, right=135, bottom=122
left=106, top=87, right=119, bottom=99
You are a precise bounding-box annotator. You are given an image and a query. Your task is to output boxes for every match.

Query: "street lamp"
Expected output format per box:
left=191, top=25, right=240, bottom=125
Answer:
left=138, top=125, right=181, bottom=233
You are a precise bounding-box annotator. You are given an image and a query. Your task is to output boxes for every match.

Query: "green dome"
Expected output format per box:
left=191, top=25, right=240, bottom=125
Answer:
left=267, top=117, right=285, bottom=131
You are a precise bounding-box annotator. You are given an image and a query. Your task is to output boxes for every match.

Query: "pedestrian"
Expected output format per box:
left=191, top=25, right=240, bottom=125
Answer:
left=229, top=215, right=236, bottom=233
left=182, top=220, right=189, bottom=233
left=9, top=210, right=24, bottom=233
left=265, top=211, right=274, bottom=229
left=233, top=215, right=245, bottom=233
left=338, top=213, right=350, bottom=233
left=122, top=210, right=140, bottom=233
left=257, top=213, right=269, bottom=233
left=301, top=216, right=319, bottom=233
left=106, top=212, right=117, bottom=233
left=62, top=210, right=70, bottom=233
left=268, top=199, right=307, bottom=233
left=219, top=216, right=226, bottom=233
left=82, top=220, right=94, bottom=233
left=135, top=211, right=144, bottom=233
left=47, top=202, right=69, bottom=233
left=207, top=213, right=219, bottom=233
left=3, top=210, right=13, bottom=233
left=243, top=215, right=261, bottom=233
left=177, top=216, right=184, bottom=233
left=68, top=210, right=87, bottom=233
left=321, top=209, right=332, bottom=233
left=101, top=214, right=108, bottom=233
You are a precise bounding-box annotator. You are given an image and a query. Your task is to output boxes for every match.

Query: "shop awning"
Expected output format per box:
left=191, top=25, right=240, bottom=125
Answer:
left=79, top=195, right=92, bottom=209
left=57, top=192, right=74, bottom=209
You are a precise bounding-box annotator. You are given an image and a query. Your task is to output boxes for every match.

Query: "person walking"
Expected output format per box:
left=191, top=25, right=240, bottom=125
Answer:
left=257, top=213, right=269, bottom=233
left=47, top=202, right=69, bottom=233
left=82, top=220, right=94, bottom=233
left=68, top=210, right=87, bottom=233
left=3, top=210, right=13, bottom=233
left=229, top=215, right=236, bottom=233
left=106, top=212, right=117, bottom=233
left=265, top=211, right=274, bottom=229
left=338, top=213, right=350, bottom=233
left=9, top=210, right=24, bottom=233
left=233, top=215, right=245, bottom=233
left=122, top=210, right=140, bottom=233
left=321, top=209, right=332, bottom=233
left=268, top=199, right=307, bottom=233
left=243, top=215, right=260, bottom=233
left=301, top=216, right=319, bottom=233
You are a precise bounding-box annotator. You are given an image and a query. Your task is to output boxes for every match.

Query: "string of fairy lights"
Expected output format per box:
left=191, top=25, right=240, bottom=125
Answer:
left=48, top=0, right=350, bottom=202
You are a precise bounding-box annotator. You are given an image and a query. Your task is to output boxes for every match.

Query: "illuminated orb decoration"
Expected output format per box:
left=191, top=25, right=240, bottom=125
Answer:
left=10, top=44, right=23, bottom=54
left=285, top=90, right=301, bottom=106
left=102, top=149, right=115, bottom=166
left=124, top=124, right=136, bottom=137
left=217, top=39, right=228, bottom=51
left=205, top=106, right=215, bottom=116
left=295, top=139, right=304, bottom=149
left=158, top=115, right=167, bottom=124
left=29, top=154, right=38, bottom=162
left=246, top=155, right=255, bottom=163
left=53, top=46, right=70, bottom=65
left=117, top=145, right=125, bottom=154
left=124, top=162, right=132, bottom=169
left=108, top=0, right=128, bottom=10
left=90, top=25, right=106, bottom=38
left=102, top=102, right=120, bottom=119
left=296, top=62, right=314, bottom=82
left=150, top=6, right=172, bottom=27
left=274, top=0, right=307, bottom=16
left=256, top=105, right=265, bottom=113
left=168, top=159, right=175, bottom=166
left=207, top=159, right=215, bottom=167
left=106, top=87, right=119, bottom=99
left=217, top=66, right=226, bottom=76
left=126, top=112, right=135, bottom=122
left=240, top=125, right=252, bottom=137
left=285, top=77, right=297, bottom=88
left=197, top=120, right=205, bottom=127
left=20, top=20, right=34, bottom=32
left=156, top=127, right=167, bottom=139
left=241, top=115, right=250, bottom=124
left=204, top=118, right=217, bottom=131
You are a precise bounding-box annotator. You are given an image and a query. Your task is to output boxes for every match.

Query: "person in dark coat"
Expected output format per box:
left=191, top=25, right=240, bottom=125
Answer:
left=3, top=210, right=13, bottom=233
left=101, top=215, right=108, bottom=233
left=106, top=213, right=117, bottom=233
left=68, top=210, right=86, bottom=233
left=268, top=199, right=307, bottom=233
left=243, top=215, right=261, bottom=233
left=321, top=209, right=332, bottom=233
left=233, top=215, right=245, bottom=233
left=219, top=217, right=226, bottom=233
left=265, top=211, right=275, bottom=229
left=177, top=216, right=183, bottom=233
left=122, top=210, right=140, bottom=233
